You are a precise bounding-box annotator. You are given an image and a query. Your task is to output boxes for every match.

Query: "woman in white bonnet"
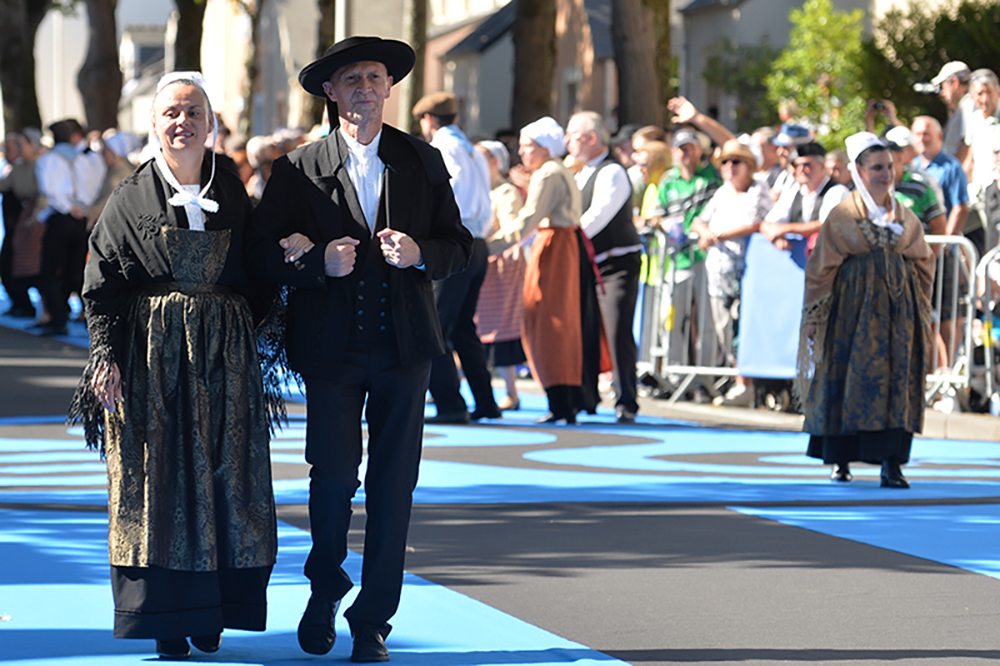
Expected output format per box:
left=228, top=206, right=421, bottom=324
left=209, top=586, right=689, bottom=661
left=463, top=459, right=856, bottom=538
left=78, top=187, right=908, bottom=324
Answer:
left=798, top=131, right=934, bottom=489
left=70, top=72, right=280, bottom=659
left=504, top=116, right=602, bottom=423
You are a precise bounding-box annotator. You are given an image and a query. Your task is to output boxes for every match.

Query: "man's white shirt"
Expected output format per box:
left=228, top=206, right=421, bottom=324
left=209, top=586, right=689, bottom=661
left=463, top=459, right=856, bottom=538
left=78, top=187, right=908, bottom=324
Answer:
left=36, top=139, right=106, bottom=221
left=431, top=124, right=492, bottom=239
left=341, top=128, right=385, bottom=233
left=765, top=176, right=849, bottom=231
left=574, top=151, right=640, bottom=262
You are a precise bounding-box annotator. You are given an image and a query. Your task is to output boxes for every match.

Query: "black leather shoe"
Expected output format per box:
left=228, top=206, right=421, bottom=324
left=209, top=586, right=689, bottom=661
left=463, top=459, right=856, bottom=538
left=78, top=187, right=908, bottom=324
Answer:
left=350, top=622, right=390, bottom=662
left=830, top=463, right=852, bottom=482
left=425, top=411, right=470, bottom=424
left=156, top=638, right=190, bottom=660
left=470, top=407, right=502, bottom=421
left=616, top=408, right=637, bottom=424
left=297, top=596, right=339, bottom=655
left=880, top=459, right=910, bottom=489
left=536, top=412, right=576, bottom=425
left=190, top=632, right=221, bottom=653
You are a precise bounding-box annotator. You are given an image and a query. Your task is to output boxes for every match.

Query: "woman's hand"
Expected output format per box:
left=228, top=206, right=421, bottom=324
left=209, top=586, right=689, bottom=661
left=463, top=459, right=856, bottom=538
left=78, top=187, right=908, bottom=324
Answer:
left=91, top=360, right=122, bottom=413
left=280, top=232, right=315, bottom=263
left=509, top=164, right=531, bottom=191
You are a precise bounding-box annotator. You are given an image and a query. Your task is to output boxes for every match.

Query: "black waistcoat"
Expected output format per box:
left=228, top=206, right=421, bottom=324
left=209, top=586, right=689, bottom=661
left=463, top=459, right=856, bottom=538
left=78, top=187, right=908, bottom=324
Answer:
left=582, top=156, right=639, bottom=259
left=789, top=177, right=838, bottom=224
left=349, top=191, right=395, bottom=346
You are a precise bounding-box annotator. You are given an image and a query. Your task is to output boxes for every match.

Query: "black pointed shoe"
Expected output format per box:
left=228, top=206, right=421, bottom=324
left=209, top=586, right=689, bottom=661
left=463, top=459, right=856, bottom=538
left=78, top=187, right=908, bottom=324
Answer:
left=350, top=621, right=391, bottom=662
left=155, top=638, right=190, bottom=660
left=880, top=459, right=910, bottom=489
left=830, top=463, right=852, bottom=482
left=190, top=632, right=221, bottom=653
left=297, top=596, right=340, bottom=655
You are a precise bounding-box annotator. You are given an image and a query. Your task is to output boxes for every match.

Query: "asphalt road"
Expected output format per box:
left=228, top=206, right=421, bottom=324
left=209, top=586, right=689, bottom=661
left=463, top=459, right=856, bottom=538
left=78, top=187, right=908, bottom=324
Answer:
left=3, top=323, right=1000, bottom=666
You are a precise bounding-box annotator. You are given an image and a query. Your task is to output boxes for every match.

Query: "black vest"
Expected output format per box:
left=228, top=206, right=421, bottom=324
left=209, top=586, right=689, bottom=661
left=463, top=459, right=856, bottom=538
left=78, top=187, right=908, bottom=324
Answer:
left=789, top=177, right=838, bottom=224
left=582, top=156, right=639, bottom=259
left=349, top=189, right=395, bottom=346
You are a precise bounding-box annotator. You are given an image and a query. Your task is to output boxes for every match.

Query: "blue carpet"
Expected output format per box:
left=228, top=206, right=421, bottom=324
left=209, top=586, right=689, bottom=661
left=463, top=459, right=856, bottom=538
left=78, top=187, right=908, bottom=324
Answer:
left=735, top=504, right=1000, bottom=580
left=0, top=510, right=625, bottom=665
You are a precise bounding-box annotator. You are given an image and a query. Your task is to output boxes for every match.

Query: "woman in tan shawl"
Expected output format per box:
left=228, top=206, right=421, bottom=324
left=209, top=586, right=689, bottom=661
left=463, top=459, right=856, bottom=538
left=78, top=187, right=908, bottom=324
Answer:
left=798, top=132, right=934, bottom=489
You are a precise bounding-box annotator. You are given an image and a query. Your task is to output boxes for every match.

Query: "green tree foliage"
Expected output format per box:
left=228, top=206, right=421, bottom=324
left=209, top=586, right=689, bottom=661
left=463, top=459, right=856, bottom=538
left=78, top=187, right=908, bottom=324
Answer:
left=702, top=36, right=780, bottom=133
left=765, top=0, right=866, bottom=149
left=860, top=0, right=1000, bottom=129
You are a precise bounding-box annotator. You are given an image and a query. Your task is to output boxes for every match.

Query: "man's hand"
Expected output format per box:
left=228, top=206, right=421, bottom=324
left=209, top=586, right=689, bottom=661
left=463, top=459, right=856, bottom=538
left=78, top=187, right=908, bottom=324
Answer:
left=91, top=360, right=122, bottom=413
left=279, top=232, right=315, bottom=263
left=377, top=229, right=423, bottom=268
left=758, top=221, right=786, bottom=243
left=70, top=204, right=86, bottom=219
left=668, top=96, right=699, bottom=125
left=324, top=236, right=360, bottom=277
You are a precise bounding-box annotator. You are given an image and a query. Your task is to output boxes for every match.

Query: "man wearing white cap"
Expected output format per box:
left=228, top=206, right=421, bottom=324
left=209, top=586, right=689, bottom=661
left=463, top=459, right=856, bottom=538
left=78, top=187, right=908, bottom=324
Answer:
left=931, top=61, right=973, bottom=163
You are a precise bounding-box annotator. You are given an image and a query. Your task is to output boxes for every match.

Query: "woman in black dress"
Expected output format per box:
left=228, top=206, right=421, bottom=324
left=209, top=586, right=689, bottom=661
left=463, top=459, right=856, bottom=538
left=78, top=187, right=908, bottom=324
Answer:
left=70, top=72, right=280, bottom=659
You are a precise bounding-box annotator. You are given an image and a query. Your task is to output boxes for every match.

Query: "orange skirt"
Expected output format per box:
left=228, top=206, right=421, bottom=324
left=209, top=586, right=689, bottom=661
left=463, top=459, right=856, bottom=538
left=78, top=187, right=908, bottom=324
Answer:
left=521, top=227, right=582, bottom=388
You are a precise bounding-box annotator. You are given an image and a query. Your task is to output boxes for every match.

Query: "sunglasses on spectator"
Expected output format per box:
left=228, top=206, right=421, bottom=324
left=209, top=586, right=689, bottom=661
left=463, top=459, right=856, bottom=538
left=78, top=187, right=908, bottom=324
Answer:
left=720, top=158, right=747, bottom=166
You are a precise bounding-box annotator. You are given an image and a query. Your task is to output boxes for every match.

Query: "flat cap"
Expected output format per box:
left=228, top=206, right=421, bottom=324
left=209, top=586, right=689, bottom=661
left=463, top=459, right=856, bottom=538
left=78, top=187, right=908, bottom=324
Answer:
left=412, top=91, right=457, bottom=119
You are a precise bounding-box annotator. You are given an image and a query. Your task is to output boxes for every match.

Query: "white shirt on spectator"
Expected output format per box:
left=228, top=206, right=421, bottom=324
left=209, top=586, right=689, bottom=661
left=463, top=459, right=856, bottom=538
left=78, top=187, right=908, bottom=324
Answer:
left=964, top=101, right=1000, bottom=204
left=765, top=176, right=849, bottom=232
left=35, top=139, right=107, bottom=221
left=944, top=94, right=975, bottom=159
left=431, top=124, right=492, bottom=239
left=341, top=127, right=384, bottom=233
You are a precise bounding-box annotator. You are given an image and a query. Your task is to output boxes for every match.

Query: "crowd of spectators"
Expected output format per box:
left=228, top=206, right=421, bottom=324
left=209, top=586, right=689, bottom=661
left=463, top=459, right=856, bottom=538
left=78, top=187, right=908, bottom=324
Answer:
left=3, top=59, right=999, bottom=417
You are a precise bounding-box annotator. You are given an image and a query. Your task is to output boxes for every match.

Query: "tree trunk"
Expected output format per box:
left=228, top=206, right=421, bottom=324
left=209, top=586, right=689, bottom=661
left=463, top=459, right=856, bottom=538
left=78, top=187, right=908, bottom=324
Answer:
left=647, top=0, right=671, bottom=118
left=304, top=0, right=337, bottom=129
left=173, top=0, right=207, bottom=72
left=611, top=0, right=662, bottom=127
left=511, top=0, right=556, bottom=131
left=397, top=0, right=426, bottom=135
left=77, top=0, right=122, bottom=132
left=238, top=0, right=268, bottom=137
left=0, top=0, right=51, bottom=132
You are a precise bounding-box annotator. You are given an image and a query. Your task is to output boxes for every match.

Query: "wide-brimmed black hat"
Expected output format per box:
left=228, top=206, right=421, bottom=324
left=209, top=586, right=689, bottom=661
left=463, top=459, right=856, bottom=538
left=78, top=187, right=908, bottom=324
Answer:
left=299, top=36, right=416, bottom=98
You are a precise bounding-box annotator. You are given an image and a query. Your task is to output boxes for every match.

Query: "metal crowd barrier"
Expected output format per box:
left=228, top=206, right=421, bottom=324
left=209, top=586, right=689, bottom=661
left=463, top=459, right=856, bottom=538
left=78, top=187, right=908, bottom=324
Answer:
left=924, top=235, right=978, bottom=407
left=973, top=244, right=1000, bottom=411
left=635, top=230, right=982, bottom=409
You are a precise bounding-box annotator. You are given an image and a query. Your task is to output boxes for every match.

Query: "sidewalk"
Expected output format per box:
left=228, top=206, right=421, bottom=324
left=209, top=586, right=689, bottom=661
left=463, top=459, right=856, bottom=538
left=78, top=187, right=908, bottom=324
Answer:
left=634, top=392, right=1000, bottom=441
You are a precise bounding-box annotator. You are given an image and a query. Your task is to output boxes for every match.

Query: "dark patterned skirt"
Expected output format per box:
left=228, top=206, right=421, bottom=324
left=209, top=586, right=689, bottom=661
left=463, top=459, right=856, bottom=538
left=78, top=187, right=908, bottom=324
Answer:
left=804, top=250, right=926, bottom=463
left=106, top=290, right=277, bottom=638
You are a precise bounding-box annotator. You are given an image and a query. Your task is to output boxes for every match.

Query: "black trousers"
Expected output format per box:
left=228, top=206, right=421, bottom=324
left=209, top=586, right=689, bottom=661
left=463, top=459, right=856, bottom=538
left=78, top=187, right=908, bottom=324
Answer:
left=303, top=343, right=430, bottom=632
left=39, top=212, right=88, bottom=326
left=429, top=238, right=498, bottom=415
left=596, top=252, right=641, bottom=414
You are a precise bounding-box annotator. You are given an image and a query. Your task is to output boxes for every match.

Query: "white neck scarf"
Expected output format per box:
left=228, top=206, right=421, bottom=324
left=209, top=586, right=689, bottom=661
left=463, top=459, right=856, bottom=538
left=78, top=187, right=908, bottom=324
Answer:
left=848, top=162, right=902, bottom=235
left=154, top=148, right=219, bottom=214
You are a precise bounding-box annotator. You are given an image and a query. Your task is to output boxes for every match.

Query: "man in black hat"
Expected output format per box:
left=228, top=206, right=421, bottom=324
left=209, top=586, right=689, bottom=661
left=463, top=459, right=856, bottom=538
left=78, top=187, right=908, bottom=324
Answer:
left=759, top=141, right=849, bottom=269
left=247, top=36, right=472, bottom=662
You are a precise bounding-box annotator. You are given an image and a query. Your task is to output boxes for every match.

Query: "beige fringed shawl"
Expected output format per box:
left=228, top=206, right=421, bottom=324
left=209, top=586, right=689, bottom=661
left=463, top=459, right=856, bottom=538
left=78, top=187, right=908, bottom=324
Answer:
left=794, top=191, right=935, bottom=403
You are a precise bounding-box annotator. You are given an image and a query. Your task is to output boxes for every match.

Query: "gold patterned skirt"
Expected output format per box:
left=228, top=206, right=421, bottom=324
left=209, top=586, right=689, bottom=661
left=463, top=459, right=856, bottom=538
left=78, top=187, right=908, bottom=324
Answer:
left=105, top=289, right=276, bottom=638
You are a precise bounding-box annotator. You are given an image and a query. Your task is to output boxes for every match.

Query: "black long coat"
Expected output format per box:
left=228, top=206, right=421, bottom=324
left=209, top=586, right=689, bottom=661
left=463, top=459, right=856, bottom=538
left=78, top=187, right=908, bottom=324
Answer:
left=247, top=124, right=472, bottom=378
